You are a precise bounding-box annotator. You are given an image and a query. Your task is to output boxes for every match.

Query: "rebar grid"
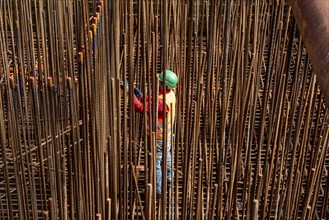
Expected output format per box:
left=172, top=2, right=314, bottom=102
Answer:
left=0, top=1, right=328, bottom=220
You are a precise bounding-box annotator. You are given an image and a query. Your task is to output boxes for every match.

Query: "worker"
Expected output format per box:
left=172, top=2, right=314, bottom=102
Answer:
left=121, top=70, right=178, bottom=198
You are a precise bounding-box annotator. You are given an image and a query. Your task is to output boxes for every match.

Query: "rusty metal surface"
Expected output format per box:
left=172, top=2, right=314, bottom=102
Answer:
left=289, top=0, right=329, bottom=104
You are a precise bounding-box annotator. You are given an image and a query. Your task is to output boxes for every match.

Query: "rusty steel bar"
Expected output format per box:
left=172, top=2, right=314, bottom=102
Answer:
left=289, top=0, right=329, bottom=104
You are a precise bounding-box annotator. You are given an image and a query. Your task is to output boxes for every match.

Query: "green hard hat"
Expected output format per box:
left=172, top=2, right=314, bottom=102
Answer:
left=158, top=70, right=178, bottom=89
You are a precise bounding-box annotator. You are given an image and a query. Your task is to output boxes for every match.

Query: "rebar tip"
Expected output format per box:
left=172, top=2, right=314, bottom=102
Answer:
left=92, top=23, right=97, bottom=35
left=66, top=77, right=72, bottom=89
left=29, top=76, right=35, bottom=85
left=78, top=52, right=83, bottom=62
left=47, top=77, right=53, bottom=88
left=42, top=211, right=49, bottom=218
left=96, top=12, right=100, bottom=22
left=9, top=76, right=15, bottom=89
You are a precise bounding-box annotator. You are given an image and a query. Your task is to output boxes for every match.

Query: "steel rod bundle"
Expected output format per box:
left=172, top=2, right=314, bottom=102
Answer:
left=0, top=0, right=328, bottom=219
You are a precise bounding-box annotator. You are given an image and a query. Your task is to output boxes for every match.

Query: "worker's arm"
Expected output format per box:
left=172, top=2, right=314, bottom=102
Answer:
left=134, top=95, right=168, bottom=114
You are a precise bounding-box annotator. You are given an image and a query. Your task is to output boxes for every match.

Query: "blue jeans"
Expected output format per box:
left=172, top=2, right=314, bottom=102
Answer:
left=156, top=137, right=172, bottom=195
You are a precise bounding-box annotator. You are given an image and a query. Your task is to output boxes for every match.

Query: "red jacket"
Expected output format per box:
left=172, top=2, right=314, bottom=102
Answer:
left=133, top=89, right=171, bottom=114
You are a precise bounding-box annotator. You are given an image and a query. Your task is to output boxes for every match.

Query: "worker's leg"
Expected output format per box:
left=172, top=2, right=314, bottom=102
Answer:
left=156, top=139, right=163, bottom=196
left=167, top=136, right=172, bottom=184
left=156, top=137, right=173, bottom=195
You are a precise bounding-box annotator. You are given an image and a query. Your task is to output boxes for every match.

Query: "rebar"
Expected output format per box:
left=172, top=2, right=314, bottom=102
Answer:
left=0, top=1, right=328, bottom=219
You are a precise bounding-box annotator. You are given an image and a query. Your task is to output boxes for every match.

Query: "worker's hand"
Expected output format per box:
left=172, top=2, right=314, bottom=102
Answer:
left=134, top=87, right=143, bottom=99
left=120, top=81, right=129, bottom=90
left=120, top=81, right=143, bottom=99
